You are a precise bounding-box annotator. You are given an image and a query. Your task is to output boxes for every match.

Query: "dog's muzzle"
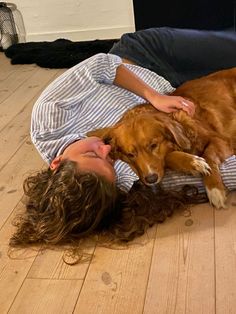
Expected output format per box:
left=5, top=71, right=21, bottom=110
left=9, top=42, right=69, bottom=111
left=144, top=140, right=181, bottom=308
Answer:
left=144, top=173, right=159, bottom=185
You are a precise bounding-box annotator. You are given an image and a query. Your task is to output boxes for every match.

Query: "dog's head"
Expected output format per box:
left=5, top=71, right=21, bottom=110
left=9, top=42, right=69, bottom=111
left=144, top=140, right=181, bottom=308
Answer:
left=88, top=111, right=191, bottom=186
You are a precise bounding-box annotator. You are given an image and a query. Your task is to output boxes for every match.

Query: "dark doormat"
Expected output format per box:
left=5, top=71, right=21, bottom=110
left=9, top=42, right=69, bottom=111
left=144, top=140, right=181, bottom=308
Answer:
left=4, top=38, right=119, bottom=68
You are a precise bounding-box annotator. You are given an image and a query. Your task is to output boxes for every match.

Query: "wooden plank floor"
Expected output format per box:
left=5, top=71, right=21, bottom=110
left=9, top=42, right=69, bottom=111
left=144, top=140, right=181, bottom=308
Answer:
left=1, top=52, right=236, bottom=314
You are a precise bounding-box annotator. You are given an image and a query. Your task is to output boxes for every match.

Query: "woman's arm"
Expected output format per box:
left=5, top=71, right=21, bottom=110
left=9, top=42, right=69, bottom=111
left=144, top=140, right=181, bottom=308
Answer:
left=114, top=63, right=195, bottom=116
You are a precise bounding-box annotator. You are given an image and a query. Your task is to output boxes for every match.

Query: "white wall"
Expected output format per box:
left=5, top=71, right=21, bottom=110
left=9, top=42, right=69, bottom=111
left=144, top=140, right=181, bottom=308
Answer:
left=12, top=0, right=135, bottom=42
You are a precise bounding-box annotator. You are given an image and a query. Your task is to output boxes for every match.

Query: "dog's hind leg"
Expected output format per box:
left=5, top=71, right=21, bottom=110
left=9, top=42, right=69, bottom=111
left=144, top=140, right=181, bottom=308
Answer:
left=202, top=163, right=227, bottom=209
left=165, top=150, right=227, bottom=209
left=202, top=138, right=233, bottom=209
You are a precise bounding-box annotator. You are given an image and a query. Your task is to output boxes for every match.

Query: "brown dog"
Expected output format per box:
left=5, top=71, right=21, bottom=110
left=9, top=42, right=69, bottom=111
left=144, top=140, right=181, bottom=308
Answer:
left=88, top=68, right=236, bottom=208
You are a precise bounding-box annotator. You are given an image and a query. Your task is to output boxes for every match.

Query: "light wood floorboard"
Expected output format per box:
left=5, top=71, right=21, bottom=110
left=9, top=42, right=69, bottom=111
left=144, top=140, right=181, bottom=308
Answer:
left=0, top=52, right=236, bottom=314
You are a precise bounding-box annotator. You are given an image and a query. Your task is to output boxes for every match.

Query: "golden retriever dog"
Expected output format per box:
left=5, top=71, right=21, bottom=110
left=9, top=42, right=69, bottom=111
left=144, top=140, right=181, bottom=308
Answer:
left=88, top=68, right=236, bottom=208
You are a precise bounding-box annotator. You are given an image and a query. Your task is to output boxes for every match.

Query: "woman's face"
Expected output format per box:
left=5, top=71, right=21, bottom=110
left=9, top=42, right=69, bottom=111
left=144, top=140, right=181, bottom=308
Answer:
left=50, top=137, right=116, bottom=182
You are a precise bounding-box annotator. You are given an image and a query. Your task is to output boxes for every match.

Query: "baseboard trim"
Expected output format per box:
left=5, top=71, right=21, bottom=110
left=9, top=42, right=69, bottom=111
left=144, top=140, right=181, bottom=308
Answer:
left=26, top=26, right=135, bottom=42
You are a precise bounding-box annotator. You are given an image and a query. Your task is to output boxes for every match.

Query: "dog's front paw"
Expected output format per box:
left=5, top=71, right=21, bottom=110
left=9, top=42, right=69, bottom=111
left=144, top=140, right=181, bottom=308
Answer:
left=206, top=187, right=227, bottom=209
left=191, top=156, right=211, bottom=176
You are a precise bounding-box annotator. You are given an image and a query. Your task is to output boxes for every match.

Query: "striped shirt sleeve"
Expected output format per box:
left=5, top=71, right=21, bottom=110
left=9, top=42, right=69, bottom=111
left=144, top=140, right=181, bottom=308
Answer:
left=115, top=156, right=236, bottom=194
left=31, top=53, right=122, bottom=164
left=160, top=155, right=236, bottom=193
left=117, top=155, right=236, bottom=194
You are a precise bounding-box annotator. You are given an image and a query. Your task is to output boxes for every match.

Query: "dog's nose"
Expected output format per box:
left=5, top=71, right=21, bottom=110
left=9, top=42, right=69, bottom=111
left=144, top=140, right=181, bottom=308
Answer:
left=145, top=173, right=158, bottom=184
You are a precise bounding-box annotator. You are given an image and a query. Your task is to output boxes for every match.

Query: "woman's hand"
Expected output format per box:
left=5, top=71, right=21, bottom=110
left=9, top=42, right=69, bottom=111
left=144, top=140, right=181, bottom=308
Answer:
left=149, top=94, right=195, bottom=116
left=114, top=64, right=195, bottom=116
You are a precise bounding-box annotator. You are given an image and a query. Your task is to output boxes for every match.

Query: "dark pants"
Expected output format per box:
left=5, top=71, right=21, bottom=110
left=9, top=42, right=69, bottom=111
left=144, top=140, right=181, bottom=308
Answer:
left=109, top=27, right=236, bottom=87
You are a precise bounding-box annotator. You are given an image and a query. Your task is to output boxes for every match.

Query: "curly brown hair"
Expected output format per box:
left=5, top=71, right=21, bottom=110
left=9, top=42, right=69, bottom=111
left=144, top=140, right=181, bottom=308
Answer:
left=10, top=160, right=119, bottom=246
left=9, top=160, right=207, bottom=247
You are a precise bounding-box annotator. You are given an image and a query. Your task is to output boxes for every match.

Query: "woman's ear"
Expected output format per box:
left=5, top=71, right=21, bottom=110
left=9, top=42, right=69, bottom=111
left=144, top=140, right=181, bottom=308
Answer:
left=50, top=156, right=62, bottom=170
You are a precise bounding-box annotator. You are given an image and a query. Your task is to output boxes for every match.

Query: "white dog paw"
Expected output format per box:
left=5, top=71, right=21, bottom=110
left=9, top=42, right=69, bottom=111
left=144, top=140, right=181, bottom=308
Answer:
left=191, top=156, right=211, bottom=176
left=206, top=187, right=227, bottom=209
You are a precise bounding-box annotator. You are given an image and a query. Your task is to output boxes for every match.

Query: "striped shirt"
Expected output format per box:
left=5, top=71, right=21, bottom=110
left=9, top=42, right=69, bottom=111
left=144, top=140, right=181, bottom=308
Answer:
left=31, top=53, right=236, bottom=193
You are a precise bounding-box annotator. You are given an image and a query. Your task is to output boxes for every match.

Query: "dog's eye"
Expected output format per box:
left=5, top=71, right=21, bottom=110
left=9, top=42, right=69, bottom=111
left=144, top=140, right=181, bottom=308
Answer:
left=150, top=143, right=158, bottom=150
left=103, top=137, right=112, bottom=145
left=127, top=153, right=135, bottom=159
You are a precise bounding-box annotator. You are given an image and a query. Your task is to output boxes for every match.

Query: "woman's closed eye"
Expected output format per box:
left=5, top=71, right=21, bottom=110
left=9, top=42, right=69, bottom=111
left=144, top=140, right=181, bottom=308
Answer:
left=83, top=151, right=100, bottom=158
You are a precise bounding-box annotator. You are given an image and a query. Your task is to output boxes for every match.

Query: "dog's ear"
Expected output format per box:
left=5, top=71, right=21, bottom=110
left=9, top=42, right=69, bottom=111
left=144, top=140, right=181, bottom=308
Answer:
left=165, top=121, right=191, bottom=150
left=153, top=113, right=192, bottom=150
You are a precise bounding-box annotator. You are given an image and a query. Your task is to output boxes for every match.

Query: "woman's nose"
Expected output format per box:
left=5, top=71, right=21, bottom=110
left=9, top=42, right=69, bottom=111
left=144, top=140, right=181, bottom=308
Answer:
left=97, top=144, right=112, bottom=158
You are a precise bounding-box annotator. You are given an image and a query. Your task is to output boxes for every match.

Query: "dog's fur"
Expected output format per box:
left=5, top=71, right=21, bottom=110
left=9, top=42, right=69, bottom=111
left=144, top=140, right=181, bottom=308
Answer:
left=88, top=68, right=236, bottom=208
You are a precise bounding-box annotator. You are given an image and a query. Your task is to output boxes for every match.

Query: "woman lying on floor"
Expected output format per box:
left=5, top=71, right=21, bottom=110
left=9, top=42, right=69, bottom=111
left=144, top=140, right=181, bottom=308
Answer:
left=10, top=27, right=236, bottom=246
